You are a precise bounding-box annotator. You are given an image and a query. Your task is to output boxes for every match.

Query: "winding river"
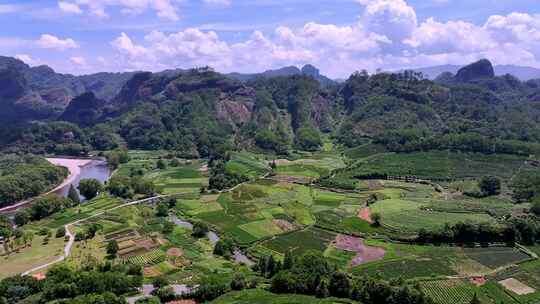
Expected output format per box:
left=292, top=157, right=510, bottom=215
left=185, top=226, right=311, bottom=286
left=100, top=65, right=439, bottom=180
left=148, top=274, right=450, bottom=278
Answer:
left=50, top=159, right=111, bottom=201
left=170, top=214, right=253, bottom=266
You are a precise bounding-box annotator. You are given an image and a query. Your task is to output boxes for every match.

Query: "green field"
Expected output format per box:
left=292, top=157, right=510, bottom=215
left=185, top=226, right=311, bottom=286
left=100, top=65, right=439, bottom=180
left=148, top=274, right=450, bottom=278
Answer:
left=370, top=198, right=496, bottom=232
left=211, top=290, right=356, bottom=304
left=348, top=151, right=526, bottom=180
left=260, top=227, right=337, bottom=256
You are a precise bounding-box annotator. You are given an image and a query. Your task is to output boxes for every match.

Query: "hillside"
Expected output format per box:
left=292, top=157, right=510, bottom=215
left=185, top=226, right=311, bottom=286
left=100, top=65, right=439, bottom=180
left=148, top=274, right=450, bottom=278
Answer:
left=1, top=58, right=540, bottom=158
left=0, top=56, right=135, bottom=123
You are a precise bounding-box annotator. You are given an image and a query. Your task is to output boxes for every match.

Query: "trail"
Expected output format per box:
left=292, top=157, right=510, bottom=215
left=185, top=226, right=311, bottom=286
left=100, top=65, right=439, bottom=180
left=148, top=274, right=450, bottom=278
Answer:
left=21, top=195, right=168, bottom=276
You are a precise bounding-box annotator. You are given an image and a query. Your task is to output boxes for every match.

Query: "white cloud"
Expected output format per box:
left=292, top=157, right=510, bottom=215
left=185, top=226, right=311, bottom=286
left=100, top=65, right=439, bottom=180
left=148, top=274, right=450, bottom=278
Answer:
left=70, top=56, right=86, bottom=65
left=357, top=0, right=418, bottom=44
left=36, top=34, right=79, bottom=50
left=15, top=54, right=40, bottom=66
left=58, top=1, right=83, bottom=14
left=58, top=0, right=179, bottom=21
left=203, top=0, right=232, bottom=6
left=0, top=4, right=22, bottom=14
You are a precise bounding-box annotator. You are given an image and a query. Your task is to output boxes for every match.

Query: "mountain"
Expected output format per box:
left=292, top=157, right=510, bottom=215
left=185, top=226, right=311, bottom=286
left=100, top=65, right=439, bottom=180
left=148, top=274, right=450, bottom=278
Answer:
left=455, top=59, right=495, bottom=82
left=0, top=56, right=136, bottom=123
left=407, top=63, right=540, bottom=81
left=227, top=64, right=336, bottom=86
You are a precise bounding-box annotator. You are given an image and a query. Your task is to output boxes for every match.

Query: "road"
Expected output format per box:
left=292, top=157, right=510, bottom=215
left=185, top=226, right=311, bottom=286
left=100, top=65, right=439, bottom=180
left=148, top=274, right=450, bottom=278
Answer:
left=21, top=195, right=168, bottom=276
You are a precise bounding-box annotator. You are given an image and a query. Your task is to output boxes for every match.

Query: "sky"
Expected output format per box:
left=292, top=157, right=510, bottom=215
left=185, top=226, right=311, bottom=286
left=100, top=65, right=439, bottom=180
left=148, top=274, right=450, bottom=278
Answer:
left=1, top=0, right=540, bottom=78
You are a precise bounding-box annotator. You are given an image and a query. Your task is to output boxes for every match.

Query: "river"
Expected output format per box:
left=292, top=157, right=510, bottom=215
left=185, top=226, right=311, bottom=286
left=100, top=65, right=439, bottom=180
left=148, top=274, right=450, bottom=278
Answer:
left=170, top=214, right=253, bottom=265
left=49, top=159, right=111, bottom=201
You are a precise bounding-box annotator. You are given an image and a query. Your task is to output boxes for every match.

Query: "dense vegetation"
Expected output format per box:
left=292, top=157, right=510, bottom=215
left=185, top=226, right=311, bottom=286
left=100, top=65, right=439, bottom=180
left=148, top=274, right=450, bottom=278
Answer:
left=0, top=154, right=68, bottom=208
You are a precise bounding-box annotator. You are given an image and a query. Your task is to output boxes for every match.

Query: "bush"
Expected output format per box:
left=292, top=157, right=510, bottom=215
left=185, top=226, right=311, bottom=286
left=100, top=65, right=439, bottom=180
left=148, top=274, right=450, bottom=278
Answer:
left=55, top=227, right=66, bottom=238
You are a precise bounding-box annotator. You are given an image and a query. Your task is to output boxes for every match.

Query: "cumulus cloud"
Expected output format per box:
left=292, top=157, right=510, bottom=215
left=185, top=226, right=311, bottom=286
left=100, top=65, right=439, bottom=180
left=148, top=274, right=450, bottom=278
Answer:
left=15, top=54, right=40, bottom=66
left=36, top=34, right=79, bottom=50
left=96, top=2, right=540, bottom=76
left=70, top=56, right=87, bottom=65
left=57, top=0, right=179, bottom=21
left=58, top=1, right=83, bottom=14
left=203, top=0, right=232, bottom=6
left=357, top=0, right=417, bottom=44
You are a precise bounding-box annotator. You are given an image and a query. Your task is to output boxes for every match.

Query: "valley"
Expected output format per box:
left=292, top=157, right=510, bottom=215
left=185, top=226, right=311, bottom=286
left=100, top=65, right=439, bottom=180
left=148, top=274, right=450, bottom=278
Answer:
left=1, top=58, right=540, bottom=304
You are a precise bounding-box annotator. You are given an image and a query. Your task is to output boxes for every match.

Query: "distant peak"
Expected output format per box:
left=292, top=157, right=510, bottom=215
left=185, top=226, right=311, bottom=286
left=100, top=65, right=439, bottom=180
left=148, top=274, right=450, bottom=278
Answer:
left=301, top=64, right=320, bottom=77
left=456, top=59, right=495, bottom=82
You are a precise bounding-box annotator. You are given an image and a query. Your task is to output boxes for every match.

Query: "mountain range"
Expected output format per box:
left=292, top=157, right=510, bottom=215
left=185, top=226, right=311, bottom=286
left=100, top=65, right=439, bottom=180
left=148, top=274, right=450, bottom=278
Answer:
left=404, top=64, right=540, bottom=81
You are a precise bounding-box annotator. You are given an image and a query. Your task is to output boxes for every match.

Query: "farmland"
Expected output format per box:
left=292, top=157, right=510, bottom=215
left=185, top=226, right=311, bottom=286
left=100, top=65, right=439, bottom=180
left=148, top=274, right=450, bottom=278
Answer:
left=2, top=143, right=539, bottom=304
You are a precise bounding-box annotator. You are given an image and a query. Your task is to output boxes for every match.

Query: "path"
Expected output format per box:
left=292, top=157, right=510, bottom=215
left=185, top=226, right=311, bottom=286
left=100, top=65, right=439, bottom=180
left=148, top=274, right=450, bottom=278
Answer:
left=21, top=195, right=168, bottom=276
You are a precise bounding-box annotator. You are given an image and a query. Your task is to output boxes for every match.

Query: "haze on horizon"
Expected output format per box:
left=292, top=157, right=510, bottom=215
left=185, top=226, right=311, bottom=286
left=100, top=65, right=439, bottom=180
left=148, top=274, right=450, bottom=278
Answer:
left=1, top=0, right=540, bottom=78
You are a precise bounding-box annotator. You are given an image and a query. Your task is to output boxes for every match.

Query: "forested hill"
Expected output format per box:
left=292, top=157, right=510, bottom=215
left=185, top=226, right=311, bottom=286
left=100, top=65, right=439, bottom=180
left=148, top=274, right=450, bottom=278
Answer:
left=2, top=59, right=540, bottom=157
left=0, top=56, right=135, bottom=123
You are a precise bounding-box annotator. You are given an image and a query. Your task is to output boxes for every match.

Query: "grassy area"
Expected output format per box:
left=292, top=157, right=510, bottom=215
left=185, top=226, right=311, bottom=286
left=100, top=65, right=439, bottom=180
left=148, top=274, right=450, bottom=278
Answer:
left=259, top=227, right=337, bottom=256
left=210, top=290, right=356, bottom=304
left=0, top=235, right=66, bottom=279
left=348, top=151, right=526, bottom=180
left=370, top=198, right=496, bottom=233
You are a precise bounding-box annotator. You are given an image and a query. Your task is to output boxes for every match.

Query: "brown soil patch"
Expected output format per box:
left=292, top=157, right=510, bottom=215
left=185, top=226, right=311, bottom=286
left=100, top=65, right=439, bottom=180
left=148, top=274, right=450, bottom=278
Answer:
left=357, top=207, right=373, bottom=223
left=167, top=248, right=184, bottom=257
left=32, top=273, right=47, bottom=281
left=119, top=247, right=149, bottom=258
left=274, top=159, right=293, bottom=165
left=143, top=266, right=162, bottom=278
left=499, top=278, right=536, bottom=295
left=167, top=300, right=197, bottom=304
left=272, top=219, right=297, bottom=232
left=470, top=276, right=486, bottom=287
left=134, top=238, right=160, bottom=250
left=366, top=180, right=383, bottom=190
left=157, top=238, right=169, bottom=245
left=333, top=234, right=385, bottom=266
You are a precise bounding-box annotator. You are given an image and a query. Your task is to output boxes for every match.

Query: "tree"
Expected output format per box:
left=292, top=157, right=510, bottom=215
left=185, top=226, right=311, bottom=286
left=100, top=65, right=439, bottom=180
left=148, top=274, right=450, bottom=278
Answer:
left=283, top=250, right=294, bottom=270
left=531, top=197, right=540, bottom=216
left=470, top=293, right=481, bottom=304
left=315, top=280, right=330, bottom=298
left=135, top=297, right=161, bottom=304
left=55, top=227, right=66, bottom=238
left=371, top=212, right=382, bottom=227
left=156, top=203, right=169, bottom=217
left=152, top=277, right=169, bottom=289
left=106, top=240, right=119, bottom=258
left=230, top=273, right=247, bottom=291
left=156, top=159, right=167, bottom=170
left=194, top=275, right=230, bottom=302
left=329, top=272, right=351, bottom=298
left=78, top=179, right=103, bottom=200
left=162, top=221, right=174, bottom=234
left=192, top=221, right=209, bottom=238
left=67, top=184, right=80, bottom=206
left=14, top=211, right=30, bottom=226
left=479, top=176, right=501, bottom=196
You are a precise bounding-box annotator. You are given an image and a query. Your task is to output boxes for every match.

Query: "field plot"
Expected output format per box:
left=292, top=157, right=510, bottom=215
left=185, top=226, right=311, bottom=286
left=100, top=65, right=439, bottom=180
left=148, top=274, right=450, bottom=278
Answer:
left=260, top=227, right=337, bottom=256
left=225, top=151, right=270, bottom=178
left=499, top=278, right=536, bottom=295
left=349, top=151, right=526, bottom=180
left=464, top=247, right=531, bottom=269
left=146, top=160, right=209, bottom=194
left=122, top=249, right=166, bottom=266
left=274, top=156, right=345, bottom=182
left=421, top=280, right=482, bottom=304
left=370, top=198, right=495, bottom=232
left=25, top=195, right=125, bottom=230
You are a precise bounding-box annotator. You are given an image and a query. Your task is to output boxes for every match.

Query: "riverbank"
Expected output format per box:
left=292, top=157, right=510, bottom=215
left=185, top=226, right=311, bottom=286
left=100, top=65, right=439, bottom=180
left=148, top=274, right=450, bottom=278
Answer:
left=0, top=158, right=100, bottom=214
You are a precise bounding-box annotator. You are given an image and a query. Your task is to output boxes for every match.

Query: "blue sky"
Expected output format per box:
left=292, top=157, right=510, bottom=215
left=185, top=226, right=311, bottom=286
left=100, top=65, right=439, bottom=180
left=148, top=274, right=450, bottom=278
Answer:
left=1, top=0, right=540, bottom=77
